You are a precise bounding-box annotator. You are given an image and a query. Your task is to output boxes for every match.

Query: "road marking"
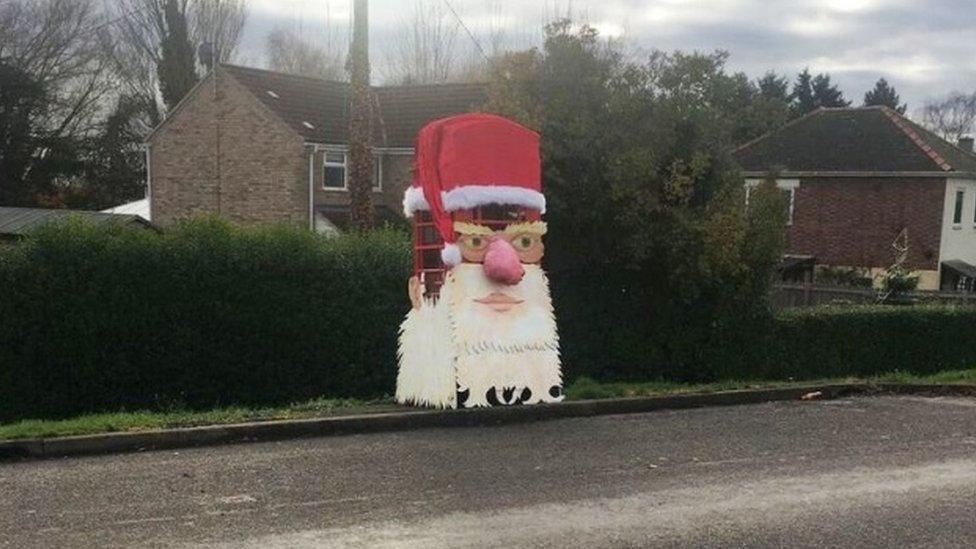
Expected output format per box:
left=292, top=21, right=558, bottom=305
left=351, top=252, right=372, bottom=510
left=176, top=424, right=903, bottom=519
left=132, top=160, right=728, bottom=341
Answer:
left=114, top=516, right=181, bottom=526
left=217, top=495, right=257, bottom=505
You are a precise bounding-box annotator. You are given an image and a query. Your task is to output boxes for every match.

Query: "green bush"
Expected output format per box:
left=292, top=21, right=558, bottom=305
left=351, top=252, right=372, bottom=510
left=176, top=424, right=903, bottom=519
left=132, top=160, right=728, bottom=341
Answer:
left=553, top=268, right=976, bottom=385
left=3, top=217, right=976, bottom=422
left=0, top=217, right=411, bottom=421
left=760, top=305, right=976, bottom=379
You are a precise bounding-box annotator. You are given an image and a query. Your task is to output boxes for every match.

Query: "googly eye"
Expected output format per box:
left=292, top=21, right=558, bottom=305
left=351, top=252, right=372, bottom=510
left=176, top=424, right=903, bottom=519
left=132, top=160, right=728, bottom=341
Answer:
left=513, top=234, right=536, bottom=251
left=462, top=235, right=488, bottom=251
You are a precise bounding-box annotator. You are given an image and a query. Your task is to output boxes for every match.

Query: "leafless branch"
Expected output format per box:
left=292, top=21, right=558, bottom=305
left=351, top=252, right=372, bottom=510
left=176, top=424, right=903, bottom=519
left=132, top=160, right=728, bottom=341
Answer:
left=382, top=1, right=462, bottom=85
left=265, top=26, right=345, bottom=80
left=920, top=92, right=976, bottom=143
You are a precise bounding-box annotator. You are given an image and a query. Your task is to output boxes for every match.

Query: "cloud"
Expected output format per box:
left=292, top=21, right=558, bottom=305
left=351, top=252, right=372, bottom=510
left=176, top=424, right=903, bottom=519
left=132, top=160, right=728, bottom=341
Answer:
left=238, top=0, right=976, bottom=112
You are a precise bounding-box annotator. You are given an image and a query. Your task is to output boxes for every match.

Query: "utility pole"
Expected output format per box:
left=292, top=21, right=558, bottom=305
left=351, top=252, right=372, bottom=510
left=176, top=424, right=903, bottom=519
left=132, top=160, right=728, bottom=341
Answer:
left=348, top=0, right=374, bottom=230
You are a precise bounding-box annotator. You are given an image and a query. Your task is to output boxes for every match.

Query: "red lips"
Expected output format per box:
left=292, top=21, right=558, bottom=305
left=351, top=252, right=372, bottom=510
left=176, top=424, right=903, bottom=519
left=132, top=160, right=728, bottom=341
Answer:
left=474, top=292, right=524, bottom=311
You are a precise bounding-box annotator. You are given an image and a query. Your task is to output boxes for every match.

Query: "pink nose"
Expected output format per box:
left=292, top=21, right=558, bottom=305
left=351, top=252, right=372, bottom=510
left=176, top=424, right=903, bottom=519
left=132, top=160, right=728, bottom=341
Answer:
left=483, top=237, right=524, bottom=285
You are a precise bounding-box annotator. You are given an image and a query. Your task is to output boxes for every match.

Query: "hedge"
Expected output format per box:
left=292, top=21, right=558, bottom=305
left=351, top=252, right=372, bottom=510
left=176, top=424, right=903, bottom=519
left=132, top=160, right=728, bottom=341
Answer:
left=0, top=218, right=411, bottom=421
left=556, top=269, right=976, bottom=383
left=555, top=268, right=976, bottom=383
left=3, top=219, right=976, bottom=421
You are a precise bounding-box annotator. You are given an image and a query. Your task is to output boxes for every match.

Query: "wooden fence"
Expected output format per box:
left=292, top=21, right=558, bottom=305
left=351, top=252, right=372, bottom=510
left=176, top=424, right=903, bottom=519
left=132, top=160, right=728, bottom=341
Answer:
left=771, top=284, right=976, bottom=309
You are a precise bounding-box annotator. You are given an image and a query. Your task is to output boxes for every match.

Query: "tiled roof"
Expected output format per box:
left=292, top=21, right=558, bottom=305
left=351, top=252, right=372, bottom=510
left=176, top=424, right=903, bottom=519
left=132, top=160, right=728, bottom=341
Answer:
left=223, top=65, right=488, bottom=148
left=734, top=106, right=976, bottom=175
left=0, top=207, right=154, bottom=237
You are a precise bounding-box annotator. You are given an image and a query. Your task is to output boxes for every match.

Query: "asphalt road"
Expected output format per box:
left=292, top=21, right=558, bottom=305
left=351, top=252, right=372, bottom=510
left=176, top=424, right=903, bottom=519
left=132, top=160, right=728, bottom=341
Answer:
left=3, top=395, right=976, bottom=548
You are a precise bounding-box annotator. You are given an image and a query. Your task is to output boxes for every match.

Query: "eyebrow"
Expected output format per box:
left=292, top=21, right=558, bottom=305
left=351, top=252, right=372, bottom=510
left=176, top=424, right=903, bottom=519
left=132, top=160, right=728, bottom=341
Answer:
left=503, top=221, right=547, bottom=235
left=453, top=222, right=494, bottom=236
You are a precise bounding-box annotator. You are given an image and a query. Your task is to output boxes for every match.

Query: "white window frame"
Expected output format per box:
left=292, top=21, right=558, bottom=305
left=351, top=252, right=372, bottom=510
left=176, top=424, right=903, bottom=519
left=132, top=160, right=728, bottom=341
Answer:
left=321, top=148, right=384, bottom=192
left=322, top=149, right=347, bottom=190
left=745, top=178, right=798, bottom=226
left=372, top=153, right=383, bottom=192
left=952, top=187, right=965, bottom=226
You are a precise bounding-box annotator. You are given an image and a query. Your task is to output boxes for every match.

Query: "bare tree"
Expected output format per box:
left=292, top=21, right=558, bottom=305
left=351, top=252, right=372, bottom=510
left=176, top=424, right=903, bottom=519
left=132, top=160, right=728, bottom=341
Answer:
left=108, top=0, right=184, bottom=125
left=920, top=92, right=976, bottom=142
left=265, top=27, right=345, bottom=80
left=0, top=0, right=113, bottom=138
left=106, top=0, right=248, bottom=124
left=382, top=1, right=461, bottom=85
left=191, top=0, right=248, bottom=66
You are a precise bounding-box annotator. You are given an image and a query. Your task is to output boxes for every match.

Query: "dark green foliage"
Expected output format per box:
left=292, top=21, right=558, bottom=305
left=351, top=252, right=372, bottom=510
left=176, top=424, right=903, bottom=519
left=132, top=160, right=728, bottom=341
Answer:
left=555, top=271, right=976, bottom=384
left=0, top=60, right=81, bottom=207
left=864, top=78, right=907, bottom=114
left=158, top=0, right=199, bottom=111
left=757, top=71, right=790, bottom=102
left=792, top=69, right=816, bottom=117
left=0, top=62, right=147, bottom=209
left=811, top=73, right=850, bottom=109
left=791, top=68, right=850, bottom=117
left=2, top=220, right=975, bottom=421
left=0, top=218, right=410, bottom=421
left=486, top=22, right=788, bottom=384
left=79, top=96, right=149, bottom=210
left=764, top=305, right=976, bottom=380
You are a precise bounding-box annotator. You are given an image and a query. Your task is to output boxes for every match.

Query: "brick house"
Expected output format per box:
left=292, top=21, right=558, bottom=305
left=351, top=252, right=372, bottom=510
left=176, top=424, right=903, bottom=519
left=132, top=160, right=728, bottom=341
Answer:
left=146, top=65, right=486, bottom=231
left=734, top=106, right=976, bottom=291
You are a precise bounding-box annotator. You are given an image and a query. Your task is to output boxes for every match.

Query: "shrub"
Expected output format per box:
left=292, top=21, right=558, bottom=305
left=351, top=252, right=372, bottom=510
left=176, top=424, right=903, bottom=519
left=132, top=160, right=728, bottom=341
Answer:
left=553, top=268, right=976, bottom=385
left=3, top=217, right=976, bottom=422
left=760, top=305, right=976, bottom=380
left=0, top=217, right=411, bottom=421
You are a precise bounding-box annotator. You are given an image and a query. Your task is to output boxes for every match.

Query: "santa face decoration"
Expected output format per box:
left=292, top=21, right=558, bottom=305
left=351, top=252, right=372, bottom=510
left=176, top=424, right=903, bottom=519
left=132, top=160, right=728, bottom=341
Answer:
left=396, top=114, right=564, bottom=409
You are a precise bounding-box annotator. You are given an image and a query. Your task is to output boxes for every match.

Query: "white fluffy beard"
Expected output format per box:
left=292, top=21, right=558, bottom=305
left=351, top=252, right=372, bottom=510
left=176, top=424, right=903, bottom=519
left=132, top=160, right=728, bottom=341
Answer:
left=396, top=283, right=457, bottom=409
left=396, top=264, right=564, bottom=409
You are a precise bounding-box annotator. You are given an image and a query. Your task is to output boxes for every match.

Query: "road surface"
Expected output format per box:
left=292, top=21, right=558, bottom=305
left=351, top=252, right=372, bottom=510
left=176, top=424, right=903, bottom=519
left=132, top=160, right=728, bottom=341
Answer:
left=3, top=395, right=976, bottom=548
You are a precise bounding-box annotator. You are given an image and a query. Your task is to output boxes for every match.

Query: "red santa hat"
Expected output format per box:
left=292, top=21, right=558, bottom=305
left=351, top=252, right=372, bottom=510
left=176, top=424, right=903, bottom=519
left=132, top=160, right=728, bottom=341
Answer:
left=403, top=113, right=543, bottom=267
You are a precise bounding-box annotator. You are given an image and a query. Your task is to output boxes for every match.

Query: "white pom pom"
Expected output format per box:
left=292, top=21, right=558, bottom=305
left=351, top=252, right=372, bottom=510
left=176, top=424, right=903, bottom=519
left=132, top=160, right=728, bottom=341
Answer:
left=441, top=243, right=462, bottom=267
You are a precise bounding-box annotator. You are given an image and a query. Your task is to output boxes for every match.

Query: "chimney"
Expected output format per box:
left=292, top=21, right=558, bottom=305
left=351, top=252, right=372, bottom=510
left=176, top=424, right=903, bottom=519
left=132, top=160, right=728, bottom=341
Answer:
left=959, top=136, right=975, bottom=153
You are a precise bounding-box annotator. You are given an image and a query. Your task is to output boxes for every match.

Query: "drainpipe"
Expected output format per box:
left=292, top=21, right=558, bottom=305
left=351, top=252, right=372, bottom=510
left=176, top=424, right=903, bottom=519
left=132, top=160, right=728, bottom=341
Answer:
left=142, top=143, right=152, bottom=221
left=306, top=143, right=319, bottom=231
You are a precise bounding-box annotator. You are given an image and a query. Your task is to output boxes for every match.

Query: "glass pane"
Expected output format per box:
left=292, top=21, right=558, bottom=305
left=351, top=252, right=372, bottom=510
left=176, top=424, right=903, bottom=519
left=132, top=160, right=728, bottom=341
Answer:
left=954, top=190, right=964, bottom=223
left=324, top=166, right=345, bottom=188
left=781, top=189, right=794, bottom=224
left=421, top=225, right=439, bottom=244
left=373, top=156, right=382, bottom=189
left=324, top=151, right=345, bottom=164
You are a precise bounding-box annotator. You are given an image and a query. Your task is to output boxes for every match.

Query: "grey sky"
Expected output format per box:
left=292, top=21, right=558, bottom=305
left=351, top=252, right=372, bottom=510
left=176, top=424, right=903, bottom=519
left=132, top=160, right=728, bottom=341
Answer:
left=239, top=0, right=976, bottom=115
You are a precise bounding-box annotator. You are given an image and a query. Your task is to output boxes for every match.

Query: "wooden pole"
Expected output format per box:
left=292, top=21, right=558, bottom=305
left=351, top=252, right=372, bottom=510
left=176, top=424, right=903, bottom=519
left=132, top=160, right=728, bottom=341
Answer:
left=348, top=0, right=374, bottom=230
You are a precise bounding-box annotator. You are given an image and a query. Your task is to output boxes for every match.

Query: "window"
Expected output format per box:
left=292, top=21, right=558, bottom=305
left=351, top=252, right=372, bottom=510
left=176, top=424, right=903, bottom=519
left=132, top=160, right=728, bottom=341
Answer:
left=322, top=150, right=384, bottom=191
left=953, top=189, right=964, bottom=224
left=373, top=154, right=383, bottom=192
left=782, top=188, right=796, bottom=226
left=323, top=151, right=346, bottom=189
left=744, top=179, right=797, bottom=225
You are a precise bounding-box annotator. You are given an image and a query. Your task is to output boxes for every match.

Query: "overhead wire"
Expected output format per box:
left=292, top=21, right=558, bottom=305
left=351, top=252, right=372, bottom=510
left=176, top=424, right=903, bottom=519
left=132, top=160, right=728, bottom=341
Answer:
left=443, top=0, right=490, bottom=63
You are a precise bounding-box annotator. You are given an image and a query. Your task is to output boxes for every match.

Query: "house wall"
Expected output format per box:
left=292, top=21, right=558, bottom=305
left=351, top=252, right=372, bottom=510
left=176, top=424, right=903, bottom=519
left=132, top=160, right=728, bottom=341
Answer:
left=785, top=177, right=946, bottom=289
left=939, top=179, right=976, bottom=266
left=150, top=69, right=308, bottom=227
left=310, top=149, right=413, bottom=216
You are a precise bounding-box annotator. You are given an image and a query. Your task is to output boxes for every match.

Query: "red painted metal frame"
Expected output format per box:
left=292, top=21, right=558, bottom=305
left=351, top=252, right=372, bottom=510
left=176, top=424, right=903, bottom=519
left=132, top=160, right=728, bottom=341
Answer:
left=412, top=207, right=539, bottom=299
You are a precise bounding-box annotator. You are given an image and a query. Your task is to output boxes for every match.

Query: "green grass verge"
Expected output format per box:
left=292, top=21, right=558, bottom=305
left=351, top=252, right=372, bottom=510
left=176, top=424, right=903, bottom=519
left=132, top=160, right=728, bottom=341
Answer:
left=563, top=368, right=976, bottom=400
left=0, top=397, right=398, bottom=441
left=3, top=368, right=976, bottom=441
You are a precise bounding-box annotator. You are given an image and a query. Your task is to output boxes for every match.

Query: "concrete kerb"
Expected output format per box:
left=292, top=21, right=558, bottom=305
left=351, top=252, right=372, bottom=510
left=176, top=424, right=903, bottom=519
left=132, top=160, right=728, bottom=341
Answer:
left=0, top=382, right=969, bottom=461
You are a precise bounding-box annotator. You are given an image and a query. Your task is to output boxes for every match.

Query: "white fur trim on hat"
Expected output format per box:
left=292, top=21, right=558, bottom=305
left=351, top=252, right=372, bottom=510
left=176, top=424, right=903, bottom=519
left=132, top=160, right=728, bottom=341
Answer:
left=440, top=243, right=462, bottom=267
left=403, top=185, right=546, bottom=217
left=403, top=186, right=428, bottom=217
